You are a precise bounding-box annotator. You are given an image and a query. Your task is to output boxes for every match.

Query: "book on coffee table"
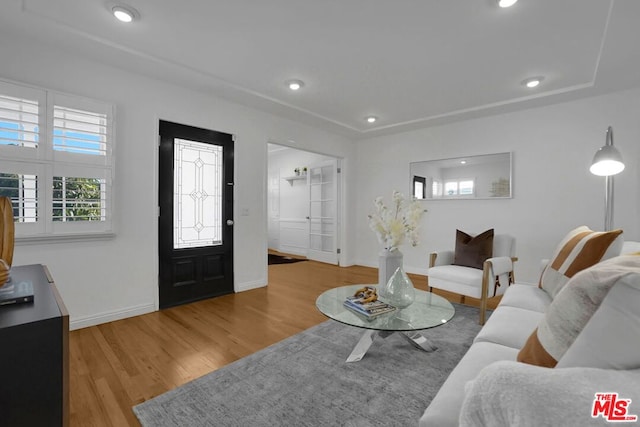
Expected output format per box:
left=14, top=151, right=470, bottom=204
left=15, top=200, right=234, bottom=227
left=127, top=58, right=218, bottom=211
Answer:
left=343, top=296, right=396, bottom=318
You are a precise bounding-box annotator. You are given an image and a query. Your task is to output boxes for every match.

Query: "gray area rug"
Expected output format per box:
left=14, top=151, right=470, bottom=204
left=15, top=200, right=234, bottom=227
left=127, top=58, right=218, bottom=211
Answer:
left=134, top=303, right=486, bottom=426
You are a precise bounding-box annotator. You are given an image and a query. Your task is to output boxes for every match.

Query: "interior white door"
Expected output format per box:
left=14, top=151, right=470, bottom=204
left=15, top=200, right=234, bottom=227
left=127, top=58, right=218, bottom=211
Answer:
left=307, top=159, right=339, bottom=264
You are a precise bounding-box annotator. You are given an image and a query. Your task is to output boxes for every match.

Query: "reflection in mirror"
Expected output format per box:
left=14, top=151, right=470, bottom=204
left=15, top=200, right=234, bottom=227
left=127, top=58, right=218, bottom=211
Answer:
left=410, top=152, right=512, bottom=200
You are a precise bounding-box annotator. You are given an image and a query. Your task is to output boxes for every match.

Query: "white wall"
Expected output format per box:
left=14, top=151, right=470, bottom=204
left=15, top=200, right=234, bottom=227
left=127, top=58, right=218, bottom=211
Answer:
left=355, top=88, right=640, bottom=284
left=0, top=36, right=355, bottom=329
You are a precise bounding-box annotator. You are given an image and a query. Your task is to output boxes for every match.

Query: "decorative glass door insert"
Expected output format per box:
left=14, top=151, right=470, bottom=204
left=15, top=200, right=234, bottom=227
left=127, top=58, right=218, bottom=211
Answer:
left=173, top=138, right=223, bottom=249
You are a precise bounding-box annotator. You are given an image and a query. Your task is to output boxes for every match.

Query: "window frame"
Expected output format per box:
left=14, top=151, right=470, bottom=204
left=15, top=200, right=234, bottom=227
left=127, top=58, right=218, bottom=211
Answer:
left=0, top=79, right=115, bottom=241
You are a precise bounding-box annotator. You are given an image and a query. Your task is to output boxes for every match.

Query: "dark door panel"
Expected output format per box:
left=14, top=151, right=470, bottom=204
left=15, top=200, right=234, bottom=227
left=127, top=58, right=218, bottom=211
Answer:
left=158, top=120, right=234, bottom=308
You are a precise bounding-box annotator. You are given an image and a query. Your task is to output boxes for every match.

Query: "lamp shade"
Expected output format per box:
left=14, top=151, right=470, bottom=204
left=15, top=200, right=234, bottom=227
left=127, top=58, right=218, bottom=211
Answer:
left=590, top=145, right=625, bottom=176
left=590, top=126, right=624, bottom=177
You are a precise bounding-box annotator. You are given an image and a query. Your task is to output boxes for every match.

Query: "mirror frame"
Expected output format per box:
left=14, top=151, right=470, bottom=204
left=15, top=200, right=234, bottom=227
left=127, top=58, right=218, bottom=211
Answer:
left=410, top=152, right=512, bottom=200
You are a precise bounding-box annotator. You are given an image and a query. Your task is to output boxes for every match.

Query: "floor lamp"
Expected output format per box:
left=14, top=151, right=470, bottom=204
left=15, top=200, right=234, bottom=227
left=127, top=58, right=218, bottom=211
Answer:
left=589, top=126, right=625, bottom=231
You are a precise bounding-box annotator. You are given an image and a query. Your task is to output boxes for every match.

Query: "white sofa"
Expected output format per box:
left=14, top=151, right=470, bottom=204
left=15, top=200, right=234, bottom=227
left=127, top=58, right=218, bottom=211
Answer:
left=419, top=241, right=640, bottom=427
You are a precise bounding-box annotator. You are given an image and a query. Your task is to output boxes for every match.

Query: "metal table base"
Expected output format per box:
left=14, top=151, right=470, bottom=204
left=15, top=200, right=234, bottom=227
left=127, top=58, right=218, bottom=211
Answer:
left=346, top=329, right=438, bottom=362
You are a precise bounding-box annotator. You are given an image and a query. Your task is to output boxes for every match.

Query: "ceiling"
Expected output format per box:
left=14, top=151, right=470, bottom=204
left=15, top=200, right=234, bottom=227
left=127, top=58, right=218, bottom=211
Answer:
left=2, top=0, right=640, bottom=138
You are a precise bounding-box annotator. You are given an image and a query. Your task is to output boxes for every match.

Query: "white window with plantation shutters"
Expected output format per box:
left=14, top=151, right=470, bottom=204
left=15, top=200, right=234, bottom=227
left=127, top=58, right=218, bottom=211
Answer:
left=0, top=79, right=114, bottom=239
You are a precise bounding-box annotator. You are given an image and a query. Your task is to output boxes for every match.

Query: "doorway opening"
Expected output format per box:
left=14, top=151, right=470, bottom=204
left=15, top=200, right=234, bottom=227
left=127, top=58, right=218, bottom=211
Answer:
left=267, top=143, right=342, bottom=266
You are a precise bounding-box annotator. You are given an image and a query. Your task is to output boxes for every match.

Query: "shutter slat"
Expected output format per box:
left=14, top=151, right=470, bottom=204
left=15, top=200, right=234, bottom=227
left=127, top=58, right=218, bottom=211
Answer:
left=0, top=138, right=38, bottom=146
left=0, top=110, right=39, bottom=124
left=0, top=97, right=38, bottom=109
left=0, top=125, right=39, bottom=137
left=0, top=95, right=40, bottom=148
left=53, top=124, right=107, bottom=136
left=53, top=114, right=107, bottom=125
left=54, top=108, right=107, bottom=123
left=53, top=105, right=108, bottom=156
left=53, top=134, right=106, bottom=144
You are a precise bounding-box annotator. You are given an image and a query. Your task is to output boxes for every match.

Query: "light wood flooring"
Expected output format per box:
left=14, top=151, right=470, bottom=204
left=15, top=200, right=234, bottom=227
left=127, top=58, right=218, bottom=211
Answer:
left=69, top=258, right=499, bottom=426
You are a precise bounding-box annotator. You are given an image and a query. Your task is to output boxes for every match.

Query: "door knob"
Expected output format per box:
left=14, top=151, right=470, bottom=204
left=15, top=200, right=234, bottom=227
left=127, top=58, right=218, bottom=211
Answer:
left=227, top=219, right=234, bottom=226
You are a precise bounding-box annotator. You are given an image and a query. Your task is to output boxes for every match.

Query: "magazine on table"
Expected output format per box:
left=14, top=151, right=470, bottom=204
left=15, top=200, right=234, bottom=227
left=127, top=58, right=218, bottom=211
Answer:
left=343, top=294, right=396, bottom=318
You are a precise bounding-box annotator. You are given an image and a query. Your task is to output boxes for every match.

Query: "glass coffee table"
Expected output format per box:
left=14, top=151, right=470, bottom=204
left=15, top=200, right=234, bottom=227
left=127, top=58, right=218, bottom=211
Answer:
left=316, top=284, right=455, bottom=362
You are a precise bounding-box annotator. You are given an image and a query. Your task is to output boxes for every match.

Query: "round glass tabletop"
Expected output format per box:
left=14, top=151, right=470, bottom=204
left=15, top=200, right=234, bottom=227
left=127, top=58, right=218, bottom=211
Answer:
left=316, top=284, right=455, bottom=332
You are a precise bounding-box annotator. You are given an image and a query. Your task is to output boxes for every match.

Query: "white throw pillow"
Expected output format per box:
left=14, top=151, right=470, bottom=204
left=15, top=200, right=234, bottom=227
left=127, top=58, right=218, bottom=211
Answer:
left=557, top=272, right=640, bottom=369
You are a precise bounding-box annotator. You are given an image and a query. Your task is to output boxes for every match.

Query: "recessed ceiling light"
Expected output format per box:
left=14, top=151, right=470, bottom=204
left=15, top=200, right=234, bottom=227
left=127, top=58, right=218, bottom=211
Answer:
left=366, top=116, right=377, bottom=124
left=286, top=80, right=304, bottom=91
left=522, top=76, right=544, bottom=88
left=112, top=5, right=139, bottom=23
left=460, top=160, right=467, bottom=164
left=498, top=0, right=518, bottom=8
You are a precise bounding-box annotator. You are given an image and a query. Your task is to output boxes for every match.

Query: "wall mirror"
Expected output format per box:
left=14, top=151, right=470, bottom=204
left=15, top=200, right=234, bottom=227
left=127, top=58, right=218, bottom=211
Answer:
left=410, top=152, right=512, bottom=200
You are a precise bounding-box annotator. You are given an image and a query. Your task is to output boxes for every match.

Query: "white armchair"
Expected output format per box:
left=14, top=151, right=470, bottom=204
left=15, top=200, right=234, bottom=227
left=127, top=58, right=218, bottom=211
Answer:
left=427, top=233, right=517, bottom=325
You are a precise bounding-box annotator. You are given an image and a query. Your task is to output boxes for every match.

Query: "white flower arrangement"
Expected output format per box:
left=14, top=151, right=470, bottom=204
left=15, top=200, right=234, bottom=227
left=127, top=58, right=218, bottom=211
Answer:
left=368, top=190, right=425, bottom=251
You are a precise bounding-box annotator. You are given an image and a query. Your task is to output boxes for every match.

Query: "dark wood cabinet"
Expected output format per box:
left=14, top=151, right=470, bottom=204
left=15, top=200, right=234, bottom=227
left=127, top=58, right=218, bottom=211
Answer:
left=0, top=264, right=69, bottom=427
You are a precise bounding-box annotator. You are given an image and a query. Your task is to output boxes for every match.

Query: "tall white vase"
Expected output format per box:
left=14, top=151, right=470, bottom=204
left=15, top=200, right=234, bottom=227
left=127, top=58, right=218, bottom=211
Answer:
left=378, top=248, right=403, bottom=286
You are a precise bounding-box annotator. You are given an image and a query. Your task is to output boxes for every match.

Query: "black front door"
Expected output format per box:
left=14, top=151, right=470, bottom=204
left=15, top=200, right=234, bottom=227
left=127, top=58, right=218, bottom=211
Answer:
left=158, top=120, right=234, bottom=308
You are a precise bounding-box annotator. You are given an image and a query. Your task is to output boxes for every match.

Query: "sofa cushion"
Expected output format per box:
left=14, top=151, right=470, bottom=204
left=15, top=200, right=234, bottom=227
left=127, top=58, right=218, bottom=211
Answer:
left=453, top=229, right=494, bottom=269
left=518, top=254, right=640, bottom=368
left=428, top=265, right=483, bottom=286
left=539, top=226, right=623, bottom=298
left=557, top=272, right=640, bottom=369
left=419, top=342, right=519, bottom=427
left=459, top=361, right=640, bottom=427
left=427, top=265, right=485, bottom=298
left=497, top=283, right=551, bottom=313
left=473, top=306, right=544, bottom=349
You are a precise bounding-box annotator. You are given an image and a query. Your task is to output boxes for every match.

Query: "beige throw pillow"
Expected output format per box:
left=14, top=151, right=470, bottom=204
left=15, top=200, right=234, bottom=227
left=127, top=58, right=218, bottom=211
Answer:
left=518, top=254, right=640, bottom=368
left=539, top=226, right=623, bottom=298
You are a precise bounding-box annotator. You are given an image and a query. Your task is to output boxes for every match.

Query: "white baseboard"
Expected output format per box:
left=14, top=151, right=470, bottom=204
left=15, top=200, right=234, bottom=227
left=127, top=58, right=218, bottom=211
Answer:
left=408, top=266, right=429, bottom=276
left=353, top=259, right=429, bottom=277
left=338, top=256, right=355, bottom=267
left=354, top=259, right=376, bottom=269
left=70, top=279, right=267, bottom=330
left=70, top=302, right=156, bottom=331
left=236, top=278, right=267, bottom=292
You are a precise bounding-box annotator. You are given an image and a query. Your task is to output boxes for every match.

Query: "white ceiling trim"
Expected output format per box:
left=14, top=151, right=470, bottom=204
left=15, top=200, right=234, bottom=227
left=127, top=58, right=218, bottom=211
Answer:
left=14, top=0, right=631, bottom=138
left=362, top=81, right=597, bottom=134
left=588, top=0, right=614, bottom=84
left=22, top=1, right=364, bottom=133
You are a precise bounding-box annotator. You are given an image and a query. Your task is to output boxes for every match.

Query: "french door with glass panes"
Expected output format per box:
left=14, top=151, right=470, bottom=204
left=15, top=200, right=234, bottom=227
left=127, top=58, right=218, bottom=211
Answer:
left=158, top=120, right=234, bottom=308
left=307, top=159, right=339, bottom=265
